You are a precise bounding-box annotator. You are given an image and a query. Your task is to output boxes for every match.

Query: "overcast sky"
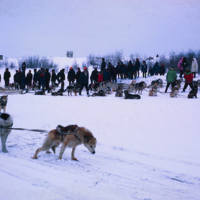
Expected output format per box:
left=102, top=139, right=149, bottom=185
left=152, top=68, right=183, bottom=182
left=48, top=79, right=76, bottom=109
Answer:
left=1, top=0, right=200, bottom=58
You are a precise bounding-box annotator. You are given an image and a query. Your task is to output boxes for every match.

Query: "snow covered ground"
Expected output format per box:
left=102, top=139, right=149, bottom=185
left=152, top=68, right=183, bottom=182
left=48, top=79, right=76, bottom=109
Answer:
left=0, top=72, right=200, bottom=200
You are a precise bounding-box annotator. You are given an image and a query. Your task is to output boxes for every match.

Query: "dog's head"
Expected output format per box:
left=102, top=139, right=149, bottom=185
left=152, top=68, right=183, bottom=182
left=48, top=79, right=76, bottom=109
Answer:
left=82, top=129, right=97, bottom=154
left=84, top=136, right=97, bottom=154
left=0, top=95, right=8, bottom=105
left=56, top=124, right=78, bottom=134
left=0, top=95, right=8, bottom=101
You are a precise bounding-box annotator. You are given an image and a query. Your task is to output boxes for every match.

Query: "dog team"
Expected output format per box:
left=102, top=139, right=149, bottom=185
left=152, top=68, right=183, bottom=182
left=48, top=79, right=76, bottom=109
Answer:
left=0, top=94, right=97, bottom=160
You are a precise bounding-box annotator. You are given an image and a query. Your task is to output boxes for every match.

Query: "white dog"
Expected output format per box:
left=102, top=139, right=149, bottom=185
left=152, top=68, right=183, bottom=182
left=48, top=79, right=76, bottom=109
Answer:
left=0, top=113, right=13, bottom=152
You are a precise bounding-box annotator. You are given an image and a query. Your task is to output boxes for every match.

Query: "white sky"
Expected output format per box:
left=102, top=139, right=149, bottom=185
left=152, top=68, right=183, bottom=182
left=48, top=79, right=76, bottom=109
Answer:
left=1, top=0, right=200, bottom=57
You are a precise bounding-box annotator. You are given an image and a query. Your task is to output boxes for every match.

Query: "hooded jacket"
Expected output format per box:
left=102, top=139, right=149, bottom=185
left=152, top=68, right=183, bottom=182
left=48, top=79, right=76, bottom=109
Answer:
left=166, top=69, right=177, bottom=83
left=191, top=58, right=199, bottom=73
left=177, top=58, right=183, bottom=71
left=184, top=72, right=193, bottom=83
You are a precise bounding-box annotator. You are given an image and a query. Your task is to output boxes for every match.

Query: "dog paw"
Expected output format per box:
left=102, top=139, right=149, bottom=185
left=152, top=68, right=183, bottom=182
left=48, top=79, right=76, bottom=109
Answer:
left=32, top=156, right=38, bottom=159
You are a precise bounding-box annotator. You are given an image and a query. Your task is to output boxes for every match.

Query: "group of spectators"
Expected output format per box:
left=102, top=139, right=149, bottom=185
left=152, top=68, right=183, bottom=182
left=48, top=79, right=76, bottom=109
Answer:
left=0, top=56, right=199, bottom=95
left=165, top=56, right=199, bottom=93
left=1, top=62, right=90, bottom=95
left=96, top=56, right=165, bottom=81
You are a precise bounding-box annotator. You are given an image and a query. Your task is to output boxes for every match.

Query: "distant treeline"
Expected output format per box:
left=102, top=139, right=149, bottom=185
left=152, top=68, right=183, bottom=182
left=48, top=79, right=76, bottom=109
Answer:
left=87, top=50, right=200, bottom=72
left=0, top=50, right=200, bottom=72
left=0, top=56, right=58, bottom=70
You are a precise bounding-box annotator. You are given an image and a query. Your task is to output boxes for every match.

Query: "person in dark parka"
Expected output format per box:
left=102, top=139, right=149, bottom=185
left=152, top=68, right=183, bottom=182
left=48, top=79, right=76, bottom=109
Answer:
left=76, top=67, right=81, bottom=85
left=57, top=69, right=65, bottom=92
left=3, top=68, right=11, bottom=88
left=127, top=60, right=134, bottom=79
left=26, top=70, right=33, bottom=89
left=78, top=67, right=89, bottom=95
left=135, top=58, right=140, bottom=78
left=101, top=58, right=106, bottom=72
left=90, top=67, right=98, bottom=84
left=44, top=68, right=51, bottom=91
left=38, top=68, right=45, bottom=90
left=67, top=67, right=76, bottom=85
left=51, top=69, right=57, bottom=87
left=141, top=60, right=147, bottom=78
left=103, top=68, right=111, bottom=82
left=14, top=70, right=20, bottom=89
left=108, top=62, right=117, bottom=82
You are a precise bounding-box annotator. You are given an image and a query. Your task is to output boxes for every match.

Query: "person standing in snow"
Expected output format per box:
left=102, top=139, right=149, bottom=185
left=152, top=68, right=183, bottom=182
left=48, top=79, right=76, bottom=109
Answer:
left=182, top=57, right=188, bottom=73
left=135, top=58, right=140, bottom=78
left=75, top=67, right=81, bottom=85
left=177, top=57, right=184, bottom=78
left=51, top=69, right=57, bottom=88
left=67, top=67, right=76, bottom=85
left=78, top=66, right=89, bottom=96
left=100, top=58, right=106, bottom=72
left=57, top=68, right=65, bottom=92
left=191, top=57, right=199, bottom=78
left=3, top=68, right=11, bottom=88
left=182, top=68, right=194, bottom=92
left=26, top=70, right=33, bottom=89
left=165, top=67, right=177, bottom=93
left=141, top=60, right=147, bottom=78
left=90, top=67, right=98, bottom=84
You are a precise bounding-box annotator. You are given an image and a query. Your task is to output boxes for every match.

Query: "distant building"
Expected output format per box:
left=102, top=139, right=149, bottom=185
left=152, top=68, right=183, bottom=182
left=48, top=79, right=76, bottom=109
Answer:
left=66, top=51, right=73, bottom=58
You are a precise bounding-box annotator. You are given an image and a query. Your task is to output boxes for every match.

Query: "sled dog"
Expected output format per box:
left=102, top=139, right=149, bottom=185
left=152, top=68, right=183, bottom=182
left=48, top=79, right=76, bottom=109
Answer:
left=33, top=124, right=97, bottom=161
left=149, top=83, right=158, bottom=96
left=188, top=81, right=198, bottom=99
left=124, top=90, right=141, bottom=99
left=0, top=95, right=8, bottom=113
left=134, top=81, right=147, bottom=94
left=0, top=113, right=13, bottom=152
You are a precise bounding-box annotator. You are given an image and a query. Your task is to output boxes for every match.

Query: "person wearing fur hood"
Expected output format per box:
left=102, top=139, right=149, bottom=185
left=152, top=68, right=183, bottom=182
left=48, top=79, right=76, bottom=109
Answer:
left=191, top=57, right=199, bottom=78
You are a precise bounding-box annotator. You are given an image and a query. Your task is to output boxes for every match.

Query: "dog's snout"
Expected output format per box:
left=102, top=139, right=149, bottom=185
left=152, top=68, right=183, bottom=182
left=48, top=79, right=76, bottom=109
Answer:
left=92, top=151, right=95, bottom=154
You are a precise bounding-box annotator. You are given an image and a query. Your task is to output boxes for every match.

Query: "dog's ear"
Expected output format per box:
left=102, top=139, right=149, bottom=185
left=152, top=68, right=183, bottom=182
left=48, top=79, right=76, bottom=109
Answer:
left=84, top=135, right=93, bottom=143
left=84, top=136, right=90, bottom=143
left=56, top=125, right=64, bottom=134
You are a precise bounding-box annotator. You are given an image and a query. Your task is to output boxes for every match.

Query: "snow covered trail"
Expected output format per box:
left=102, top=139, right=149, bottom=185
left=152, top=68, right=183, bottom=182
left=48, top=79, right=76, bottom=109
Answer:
left=1, top=136, right=200, bottom=200
left=0, top=86, right=200, bottom=200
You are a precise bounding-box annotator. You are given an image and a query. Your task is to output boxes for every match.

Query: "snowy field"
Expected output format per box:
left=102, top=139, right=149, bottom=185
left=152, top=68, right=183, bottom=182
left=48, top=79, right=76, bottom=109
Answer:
left=0, top=72, right=200, bottom=200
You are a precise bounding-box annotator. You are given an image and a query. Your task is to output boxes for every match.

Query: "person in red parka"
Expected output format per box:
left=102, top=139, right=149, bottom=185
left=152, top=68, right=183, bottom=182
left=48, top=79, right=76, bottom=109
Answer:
left=98, top=71, right=103, bottom=83
left=182, top=68, right=194, bottom=92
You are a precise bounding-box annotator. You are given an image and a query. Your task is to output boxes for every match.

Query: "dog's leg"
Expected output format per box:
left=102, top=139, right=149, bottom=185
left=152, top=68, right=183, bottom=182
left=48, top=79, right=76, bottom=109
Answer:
left=32, top=145, right=50, bottom=159
left=51, top=143, right=59, bottom=154
left=58, top=142, right=68, bottom=159
left=71, top=146, right=78, bottom=161
left=51, top=146, right=56, bottom=154
left=1, top=133, right=9, bottom=153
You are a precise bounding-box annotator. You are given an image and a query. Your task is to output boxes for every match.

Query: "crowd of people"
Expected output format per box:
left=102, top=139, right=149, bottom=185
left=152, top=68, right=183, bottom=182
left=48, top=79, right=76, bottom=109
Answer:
left=165, top=56, right=199, bottom=93
left=0, top=56, right=199, bottom=95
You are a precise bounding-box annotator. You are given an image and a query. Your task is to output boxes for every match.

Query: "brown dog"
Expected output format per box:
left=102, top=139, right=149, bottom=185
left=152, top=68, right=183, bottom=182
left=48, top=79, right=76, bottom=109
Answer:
left=33, top=124, right=97, bottom=161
